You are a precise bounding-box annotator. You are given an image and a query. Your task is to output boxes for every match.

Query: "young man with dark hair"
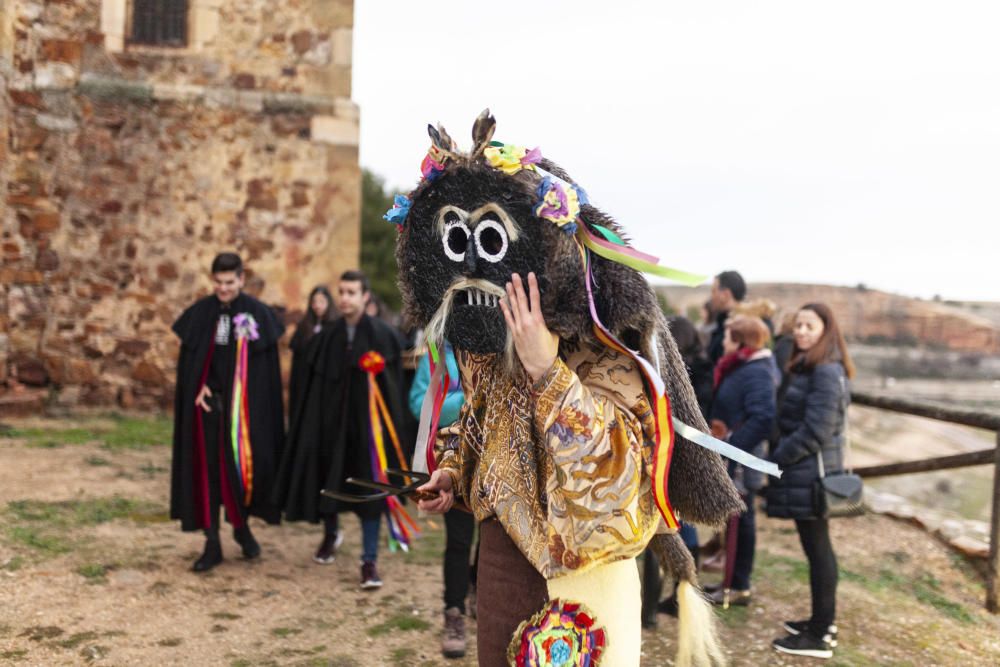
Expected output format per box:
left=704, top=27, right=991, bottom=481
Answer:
left=707, top=270, right=747, bottom=365
left=170, top=252, right=286, bottom=572
left=274, top=270, right=407, bottom=589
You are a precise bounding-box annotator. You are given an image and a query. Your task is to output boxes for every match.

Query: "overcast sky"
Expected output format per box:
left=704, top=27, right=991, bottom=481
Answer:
left=354, top=1, right=998, bottom=302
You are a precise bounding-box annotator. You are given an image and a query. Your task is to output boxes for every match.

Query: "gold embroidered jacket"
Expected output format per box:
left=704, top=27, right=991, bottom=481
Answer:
left=436, top=343, right=661, bottom=579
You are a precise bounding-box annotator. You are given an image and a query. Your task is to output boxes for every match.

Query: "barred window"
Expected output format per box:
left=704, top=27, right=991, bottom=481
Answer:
left=131, top=0, right=188, bottom=47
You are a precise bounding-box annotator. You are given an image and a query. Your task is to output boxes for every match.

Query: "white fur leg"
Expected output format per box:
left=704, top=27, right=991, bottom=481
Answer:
left=676, top=579, right=727, bottom=667
left=546, top=558, right=642, bottom=666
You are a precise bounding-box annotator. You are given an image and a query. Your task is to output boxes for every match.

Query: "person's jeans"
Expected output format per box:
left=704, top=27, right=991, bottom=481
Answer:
left=795, top=518, right=838, bottom=634
left=362, top=516, right=381, bottom=563
left=443, top=509, right=476, bottom=612
left=731, top=492, right=756, bottom=591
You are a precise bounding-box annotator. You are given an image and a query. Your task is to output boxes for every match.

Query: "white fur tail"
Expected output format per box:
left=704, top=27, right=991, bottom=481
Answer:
left=675, top=579, right=727, bottom=667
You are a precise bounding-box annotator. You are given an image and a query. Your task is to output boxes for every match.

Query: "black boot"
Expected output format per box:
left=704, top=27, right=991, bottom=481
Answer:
left=193, top=534, right=223, bottom=572
left=234, top=525, right=261, bottom=560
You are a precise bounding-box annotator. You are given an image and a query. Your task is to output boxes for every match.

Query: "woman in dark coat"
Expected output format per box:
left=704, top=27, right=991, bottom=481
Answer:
left=766, top=303, right=854, bottom=659
left=706, top=315, right=778, bottom=606
left=288, top=286, right=337, bottom=423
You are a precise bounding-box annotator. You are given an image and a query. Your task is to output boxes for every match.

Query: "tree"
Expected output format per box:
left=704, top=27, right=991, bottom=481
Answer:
left=360, top=169, right=402, bottom=311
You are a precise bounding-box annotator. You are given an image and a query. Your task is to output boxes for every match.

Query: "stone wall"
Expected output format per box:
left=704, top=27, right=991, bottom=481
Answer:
left=1, top=0, right=360, bottom=412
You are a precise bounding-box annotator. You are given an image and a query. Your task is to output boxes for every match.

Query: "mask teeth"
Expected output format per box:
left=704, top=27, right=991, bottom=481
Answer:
left=466, top=290, right=472, bottom=305
left=476, top=290, right=482, bottom=306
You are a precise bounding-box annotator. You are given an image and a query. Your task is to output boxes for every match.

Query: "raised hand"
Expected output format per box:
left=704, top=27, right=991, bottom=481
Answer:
left=500, top=272, right=559, bottom=383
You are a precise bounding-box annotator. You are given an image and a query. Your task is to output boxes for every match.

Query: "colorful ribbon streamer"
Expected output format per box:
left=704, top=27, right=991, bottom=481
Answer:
left=360, top=351, right=420, bottom=551
left=576, top=224, right=707, bottom=287
left=230, top=329, right=254, bottom=505
left=412, top=341, right=449, bottom=475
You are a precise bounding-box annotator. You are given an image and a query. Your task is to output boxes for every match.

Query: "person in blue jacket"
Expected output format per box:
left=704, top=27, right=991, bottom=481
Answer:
left=409, top=342, right=473, bottom=659
left=707, top=315, right=778, bottom=606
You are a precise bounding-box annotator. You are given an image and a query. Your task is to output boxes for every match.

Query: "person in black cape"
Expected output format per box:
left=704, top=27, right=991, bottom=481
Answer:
left=273, top=270, right=407, bottom=589
left=170, top=252, right=286, bottom=572
left=288, top=285, right=337, bottom=422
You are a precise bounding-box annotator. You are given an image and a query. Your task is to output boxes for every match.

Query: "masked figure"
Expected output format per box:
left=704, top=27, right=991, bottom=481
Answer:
left=392, top=111, right=761, bottom=667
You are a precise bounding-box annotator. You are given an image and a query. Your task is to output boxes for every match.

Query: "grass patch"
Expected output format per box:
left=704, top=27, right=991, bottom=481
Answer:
left=0, top=414, right=171, bottom=451
left=7, top=526, right=72, bottom=555
left=715, top=604, right=749, bottom=628
left=157, top=637, right=183, bottom=647
left=84, top=456, right=112, bottom=467
left=0, top=649, right=28, bottom=661
left=3, top=496, right=166, bottom=557
left=912, top=574, right=975, bottom=624
left=100, top=414, right=171, bottom=450
left=20, top=625, right=64, bottom=641
left=755, top=550, right=809, bottom=584
left=76, top=563, right=110, bottom=583
left=366, top=613, right=431, bottom=637
left=3, top=556, right=25, bottom=571
left=4, top=426, right=96, bottom=448
left=271, top=627, right=302, bottom=638
left=390, top=647, right=417, bottom=663
left=211, top=612, right=242, bottom=621
left=58, top=631, right=101, bottom=649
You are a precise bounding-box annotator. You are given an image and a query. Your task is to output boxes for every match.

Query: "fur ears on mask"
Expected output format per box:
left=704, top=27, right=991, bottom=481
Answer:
left=427, top=123, right=456, bottom=154
left=470, top=108, right=496, bottom=158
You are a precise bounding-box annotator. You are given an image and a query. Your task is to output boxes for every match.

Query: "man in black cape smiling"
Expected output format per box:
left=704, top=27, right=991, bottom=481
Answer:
left=170, top=252, right=285, bottom=572
left=273, top=269, right=407, bottom=589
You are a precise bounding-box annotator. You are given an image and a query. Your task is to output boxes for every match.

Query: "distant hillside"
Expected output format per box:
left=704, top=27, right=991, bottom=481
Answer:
left=657, top=283, right=1000, bottom=354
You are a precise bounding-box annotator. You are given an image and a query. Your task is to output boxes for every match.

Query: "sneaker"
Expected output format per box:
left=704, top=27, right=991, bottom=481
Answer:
left=708, top=588, right=751, bottom=608
left=773, top=632, right=834, bottom=659
left=783, top=620, right=838, bottom=648
left=360, top=561, right=383, bottom=590
left=313, top=530, right=344, bottom=564
left=441, top=607, right=467, bottom=658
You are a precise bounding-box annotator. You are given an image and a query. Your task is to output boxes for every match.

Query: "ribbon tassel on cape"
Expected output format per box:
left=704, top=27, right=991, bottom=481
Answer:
left=231, top=313, right=258, bottom=505
left=360, top=351, right=420, bottom=551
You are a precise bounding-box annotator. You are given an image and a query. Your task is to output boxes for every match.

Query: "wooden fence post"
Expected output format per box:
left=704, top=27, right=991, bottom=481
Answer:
left=989, top=430, right=1000, bottom=613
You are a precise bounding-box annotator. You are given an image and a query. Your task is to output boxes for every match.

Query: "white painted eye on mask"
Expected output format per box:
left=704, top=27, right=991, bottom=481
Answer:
left=443, top=219, right=471, bottom=263
left=474, top=219, right=508, bottom=263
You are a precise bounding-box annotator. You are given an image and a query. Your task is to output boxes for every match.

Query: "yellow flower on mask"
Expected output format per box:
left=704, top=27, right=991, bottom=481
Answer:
left=484, top=144, right=541, bottom=175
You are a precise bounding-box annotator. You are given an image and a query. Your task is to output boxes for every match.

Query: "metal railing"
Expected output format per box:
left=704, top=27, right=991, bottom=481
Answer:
left=850, top=391, right=1000, bottom=613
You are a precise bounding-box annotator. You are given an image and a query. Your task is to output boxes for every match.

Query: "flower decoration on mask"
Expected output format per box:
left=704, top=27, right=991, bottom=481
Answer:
left=383, top=194, right=412, bottom=228
left=484, top=143, right=542, bottom=175
left=507, top=599, right=606, bottom=667
left=534, top=176, right=589, bottom=234
left=233, top=313, right=260, bottom=341
left=421, top=144, right=449, bottom=182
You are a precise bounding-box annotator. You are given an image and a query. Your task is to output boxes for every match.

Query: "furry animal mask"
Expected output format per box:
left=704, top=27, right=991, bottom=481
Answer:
left=394, top=110, right=743, bottom=528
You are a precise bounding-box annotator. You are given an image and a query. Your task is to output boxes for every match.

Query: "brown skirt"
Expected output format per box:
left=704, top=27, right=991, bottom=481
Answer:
left=476, top=517, right=548, bottom=667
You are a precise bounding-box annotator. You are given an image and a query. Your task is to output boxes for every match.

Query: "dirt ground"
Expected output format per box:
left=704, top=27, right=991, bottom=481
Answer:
left=1, top=414, right=999, bottom=666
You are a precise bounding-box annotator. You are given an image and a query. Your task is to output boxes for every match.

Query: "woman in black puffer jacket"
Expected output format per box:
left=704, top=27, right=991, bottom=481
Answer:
left=765, top=303, right=855, bottom=659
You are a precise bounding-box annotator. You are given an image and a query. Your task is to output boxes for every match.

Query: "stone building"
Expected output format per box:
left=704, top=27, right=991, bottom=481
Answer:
left=0, top=0, right=361, bottom=413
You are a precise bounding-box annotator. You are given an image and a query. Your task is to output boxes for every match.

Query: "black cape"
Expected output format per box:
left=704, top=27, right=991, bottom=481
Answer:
left=273, top=314, right=407, bottom=522
left=170, top=293, right=286, bottom=531
left=288, top=318, right=335, bottom=426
